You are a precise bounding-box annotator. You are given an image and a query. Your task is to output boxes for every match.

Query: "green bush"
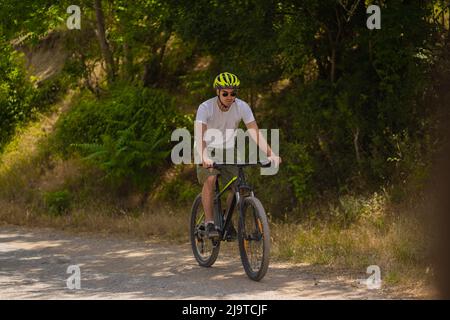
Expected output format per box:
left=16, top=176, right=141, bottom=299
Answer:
left=0, top=38, right=35, bottom=150
left=54, top=83, right=190, bottom=190
left=55, top=84, right=188, bottom=151
left=31, top=74, right=69, bottom=110
left=285, top=142, right=314, bottom=203
left=329, top=195, right=364, bottom=228
left=159, top=176, right=200, bottom=205
left=44, top=190, right=71, bottom=215
left=0, top=37, right=69, bottom=152
left=74, top=124, right=171, bottom=191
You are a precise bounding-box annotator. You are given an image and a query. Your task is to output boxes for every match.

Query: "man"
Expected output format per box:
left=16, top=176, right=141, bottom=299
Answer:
left=195, top=72, right=281, bottom=238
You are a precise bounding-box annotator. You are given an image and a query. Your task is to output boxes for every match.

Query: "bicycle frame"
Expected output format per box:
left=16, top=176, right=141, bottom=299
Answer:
left=212, top=166, right=254, bottom=241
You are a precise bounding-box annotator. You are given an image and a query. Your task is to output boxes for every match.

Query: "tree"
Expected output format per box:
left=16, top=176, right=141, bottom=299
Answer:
left=94, top=0, right=116, bottom=83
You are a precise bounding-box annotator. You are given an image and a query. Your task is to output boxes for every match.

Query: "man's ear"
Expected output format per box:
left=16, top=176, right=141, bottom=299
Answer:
left=216, top=89, right=220, bottom=96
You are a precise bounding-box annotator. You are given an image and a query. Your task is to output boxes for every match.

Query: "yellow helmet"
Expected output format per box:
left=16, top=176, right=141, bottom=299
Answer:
left=213, top=72, right=240, bottom=89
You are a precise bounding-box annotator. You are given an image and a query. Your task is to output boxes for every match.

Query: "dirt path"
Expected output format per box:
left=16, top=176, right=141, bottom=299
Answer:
left=0, top=225, right=411, bottom=299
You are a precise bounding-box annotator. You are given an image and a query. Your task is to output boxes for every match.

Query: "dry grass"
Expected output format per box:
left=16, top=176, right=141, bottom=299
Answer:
left=0, top=198, right=190, bottom=244
left=269, top=193, right=434, bottom=296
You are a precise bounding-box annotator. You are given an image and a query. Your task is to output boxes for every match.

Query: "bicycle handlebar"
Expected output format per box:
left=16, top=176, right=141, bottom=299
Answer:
left=211, top=161, right=272, bottom=169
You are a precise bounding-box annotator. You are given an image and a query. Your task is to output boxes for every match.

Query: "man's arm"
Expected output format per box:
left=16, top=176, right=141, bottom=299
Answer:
left=245, top=121, right=281, bottom=165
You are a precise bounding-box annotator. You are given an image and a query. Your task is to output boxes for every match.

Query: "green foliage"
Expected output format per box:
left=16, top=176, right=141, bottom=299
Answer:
left=55, top=84, right=186, bottom=151
left=74, top=124, right=171, bottom=191
left=259, top=1, right=436, bottom=208
left=329, top=195, right=365, bottom=228
left=0, top=38, right=35, bottom=151
left=0, top=33, right=69, bottom=152
left=159, top=176, right=200, bottom=205
left=285, top=143, right=315, bottom=203
left=54, top=84, right=188, bottom=190
left=0, top=1, right=62, bottom=42
left=32, top=73, right=70, bottom=110
left=174, top=0, right=282, bottom=91
left=44, top=189, right=71, bottom=216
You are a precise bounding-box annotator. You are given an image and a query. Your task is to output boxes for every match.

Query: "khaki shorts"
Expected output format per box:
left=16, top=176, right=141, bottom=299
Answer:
left=196, top=164, right=239, bottom=188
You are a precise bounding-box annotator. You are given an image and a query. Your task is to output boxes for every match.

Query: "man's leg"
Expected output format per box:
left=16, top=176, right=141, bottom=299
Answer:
left=199, top=172, right=219, bottom=238
left=202, top=175, right=216, bottom=223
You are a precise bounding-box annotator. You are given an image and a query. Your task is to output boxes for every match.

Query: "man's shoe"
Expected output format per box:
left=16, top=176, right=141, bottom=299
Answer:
left=206, top=222, right=219, bottom=239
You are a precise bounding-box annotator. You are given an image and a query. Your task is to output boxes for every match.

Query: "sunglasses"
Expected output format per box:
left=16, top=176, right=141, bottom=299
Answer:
left=221, top=91, right=237, bottom=97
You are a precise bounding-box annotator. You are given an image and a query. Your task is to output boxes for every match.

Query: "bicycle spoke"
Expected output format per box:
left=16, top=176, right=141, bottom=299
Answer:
left=242, top=205, right=265, bottom=273
left=191, top=194, right=221, bottom=268
left=194, top=208, right=218, bottom=261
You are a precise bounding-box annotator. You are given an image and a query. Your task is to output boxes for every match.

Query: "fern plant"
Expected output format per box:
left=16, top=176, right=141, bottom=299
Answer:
left=73, top=122, right=170, bottom=191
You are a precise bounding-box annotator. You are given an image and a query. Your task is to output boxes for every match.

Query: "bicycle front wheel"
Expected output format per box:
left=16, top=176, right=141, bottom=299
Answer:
left=238, top=196, right=270, bottom=281
left=190, top=194, right=220, bottom=267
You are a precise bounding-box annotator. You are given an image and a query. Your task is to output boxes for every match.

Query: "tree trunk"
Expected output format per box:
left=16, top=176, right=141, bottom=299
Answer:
left=448, top=7, right=450, bottom=40
left=353, top=126, right=361, bottom=165
left=94, top=0, right=115, bottom=83
left=142, top=29, right=172, bottom=87
left=123, top=41, right=133, bottom=81
left=330, top=47, right=336, bottom=83
left=142, top=55, right=159, bottom=87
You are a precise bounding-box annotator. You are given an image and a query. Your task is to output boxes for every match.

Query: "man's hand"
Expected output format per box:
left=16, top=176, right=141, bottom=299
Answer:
left=268, top=155, right=282, bottom=167
left=202, top=157, right=214, bottom=169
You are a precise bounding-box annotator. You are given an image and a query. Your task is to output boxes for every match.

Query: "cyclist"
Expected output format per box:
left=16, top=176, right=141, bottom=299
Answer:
left=194, top=72, right=281, bottom=239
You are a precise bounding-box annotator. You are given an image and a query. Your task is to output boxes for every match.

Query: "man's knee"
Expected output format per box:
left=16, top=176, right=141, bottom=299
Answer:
left=203, top=175, right=216, bottom=188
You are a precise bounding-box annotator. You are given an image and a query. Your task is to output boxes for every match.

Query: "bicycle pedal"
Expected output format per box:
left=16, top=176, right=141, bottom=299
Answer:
left=225, top=233, right=237, bottom=242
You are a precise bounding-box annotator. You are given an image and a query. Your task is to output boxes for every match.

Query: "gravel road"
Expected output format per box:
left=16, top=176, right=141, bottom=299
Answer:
left=0, top=225, right=408, bottom=299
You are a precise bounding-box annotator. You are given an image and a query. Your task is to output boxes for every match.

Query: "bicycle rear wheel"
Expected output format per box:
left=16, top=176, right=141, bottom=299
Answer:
left=238, top=196, right=270, bottom=281
left=190, top=194, right=220, bottom=267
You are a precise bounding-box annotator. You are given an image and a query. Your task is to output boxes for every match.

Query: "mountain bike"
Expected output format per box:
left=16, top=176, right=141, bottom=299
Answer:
left=190, top=161, right=271, bottom=281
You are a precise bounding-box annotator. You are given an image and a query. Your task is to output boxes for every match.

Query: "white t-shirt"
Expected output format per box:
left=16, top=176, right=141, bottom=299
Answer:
left=195, top=97, right=255, bottom=149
